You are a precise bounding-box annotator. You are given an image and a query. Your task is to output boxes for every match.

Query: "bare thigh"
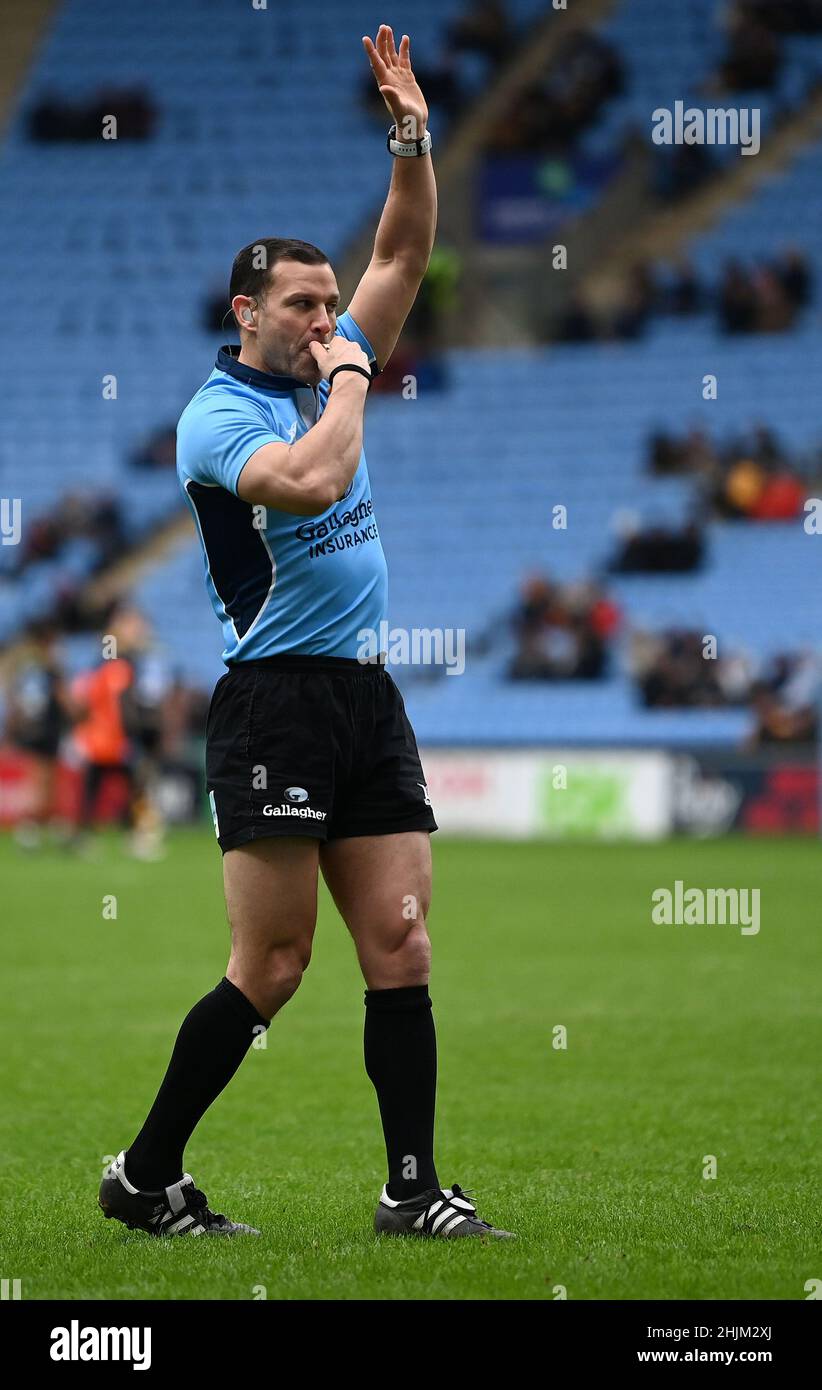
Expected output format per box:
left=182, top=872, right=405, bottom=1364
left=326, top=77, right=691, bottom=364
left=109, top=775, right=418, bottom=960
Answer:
left=319, top=831, right=433, bottom=989
left=223, top=836, right=320, bottom=1020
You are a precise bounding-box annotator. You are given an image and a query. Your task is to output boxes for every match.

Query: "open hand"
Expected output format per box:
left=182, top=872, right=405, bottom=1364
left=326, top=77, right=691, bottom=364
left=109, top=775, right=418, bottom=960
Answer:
left=362, top=25, right=428, bottom=142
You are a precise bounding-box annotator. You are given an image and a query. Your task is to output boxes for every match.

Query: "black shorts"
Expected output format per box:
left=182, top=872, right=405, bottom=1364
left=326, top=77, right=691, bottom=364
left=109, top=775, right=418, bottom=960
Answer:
left=205, top=654, right=438, bottom=852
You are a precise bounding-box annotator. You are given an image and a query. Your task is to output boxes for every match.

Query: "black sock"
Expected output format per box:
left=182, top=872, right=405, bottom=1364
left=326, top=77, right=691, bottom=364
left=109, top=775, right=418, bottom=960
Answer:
left=124, top=977, right=269, bottom=1191
left=364, top=984, right=439, bottom=1200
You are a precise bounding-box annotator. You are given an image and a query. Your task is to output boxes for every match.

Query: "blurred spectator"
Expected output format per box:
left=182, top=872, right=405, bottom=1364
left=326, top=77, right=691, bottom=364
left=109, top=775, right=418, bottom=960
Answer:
left=130, top=425, right=177, bottom=470
left=648, top=429, right=684, bottom=475
left=750, top=422, right=783, bottom=469
left=739, top=0, right=822, bottom=35
left=370, top=248, right=459, bottom=394
left=749, top=470, right=806, bottom=519
left=3, top=490, right=126, bottom=579
left=654, top=138, right=717, bottom=201
left=399, top=244, right=462, bottom=376
left=631, top=627, right=818, bottom=730
left=28, top=89, right=156, bottom=142
left=721, top=456, right=768, bottom=517
left=647, top=422, right=812, bottom=522
left=749, top=683, right=817, bottom=742
left=447, top=0, right=514, bottom=65
left=665, top=258, right=702, bottom=315
left=748, top=651, right=820, bottom=744
left=485, top=29, right=623, bottom=154
left=3, top=621, right=72, bottom=847
left=610, top=520, right=705, bottom=573
left=752, top=264, right=795, bottom=332
left=719, top=259, right=758, bottom=332
left=649, top=426, right=719, bottom=479
left=508, top=574, right=619, bottom=680
left=717, top=4, right=782, bottom=91
left=556, top=288, right=597, bottom=342
left=631, top=629, right=745, bottom=709
left=612, top=262, right=655, bottom=339
left=719, top=253, right=809, bottom=333
left=554, top=245, right=811, bottom=344
left=774, top=246, right=812, bottom=308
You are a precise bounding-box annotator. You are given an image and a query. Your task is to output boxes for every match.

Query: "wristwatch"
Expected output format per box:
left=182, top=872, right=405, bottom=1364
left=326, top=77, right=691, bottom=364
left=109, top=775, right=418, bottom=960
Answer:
left=387, top=123, right=433, bottom=158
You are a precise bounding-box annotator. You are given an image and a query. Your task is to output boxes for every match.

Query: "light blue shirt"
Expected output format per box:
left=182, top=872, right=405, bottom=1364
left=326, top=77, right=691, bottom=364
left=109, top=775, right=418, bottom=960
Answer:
left=176, top=311, right=387, bottom=662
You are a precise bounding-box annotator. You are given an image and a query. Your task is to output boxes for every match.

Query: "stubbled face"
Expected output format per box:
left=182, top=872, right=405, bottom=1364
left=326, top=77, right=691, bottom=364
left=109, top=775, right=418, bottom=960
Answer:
left=243, top=260, right=340, bottom=385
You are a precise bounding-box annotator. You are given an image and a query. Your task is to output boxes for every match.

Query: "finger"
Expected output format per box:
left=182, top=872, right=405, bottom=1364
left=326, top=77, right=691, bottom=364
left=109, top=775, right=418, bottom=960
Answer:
left=385, top=25, right=399, bottom=64
left=400, top=34, right=411, bottom=68
left=363, top=35, right=390, bottom=80
left=378, top=25, right=394, bottom=67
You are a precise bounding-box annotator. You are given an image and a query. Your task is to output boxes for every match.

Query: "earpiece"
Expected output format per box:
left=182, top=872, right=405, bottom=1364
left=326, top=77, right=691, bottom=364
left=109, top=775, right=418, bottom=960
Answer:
left=241, top=308, right=254, bottom=325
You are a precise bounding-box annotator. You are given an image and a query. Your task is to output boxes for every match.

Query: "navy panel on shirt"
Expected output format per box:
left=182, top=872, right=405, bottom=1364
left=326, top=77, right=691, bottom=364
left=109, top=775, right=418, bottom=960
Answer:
left=184, top=480, right=275, bottom=643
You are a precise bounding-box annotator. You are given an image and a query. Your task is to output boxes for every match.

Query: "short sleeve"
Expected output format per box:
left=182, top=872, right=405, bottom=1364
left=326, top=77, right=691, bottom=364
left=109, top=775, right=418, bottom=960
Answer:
left=334, top=310, right=377, bottom=366
left=177, top=394, right=289, bottom=496
left=317, top=311, right=381, bottom=409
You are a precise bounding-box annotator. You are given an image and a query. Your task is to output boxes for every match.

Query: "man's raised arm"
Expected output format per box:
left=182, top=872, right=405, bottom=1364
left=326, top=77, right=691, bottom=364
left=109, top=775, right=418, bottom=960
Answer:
left=347, top=26, right=438, bottom=370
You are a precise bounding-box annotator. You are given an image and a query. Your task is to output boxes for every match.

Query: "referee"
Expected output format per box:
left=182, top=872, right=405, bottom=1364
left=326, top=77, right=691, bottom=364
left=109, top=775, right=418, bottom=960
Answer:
left=99, top=26, right=513, bottom=1241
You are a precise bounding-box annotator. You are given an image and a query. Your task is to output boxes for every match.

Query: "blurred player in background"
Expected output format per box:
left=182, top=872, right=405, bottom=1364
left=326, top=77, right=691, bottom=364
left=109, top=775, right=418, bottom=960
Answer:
left=70, top=602, right=165, bottom=859
left=4, top=619, right=71, bottom=848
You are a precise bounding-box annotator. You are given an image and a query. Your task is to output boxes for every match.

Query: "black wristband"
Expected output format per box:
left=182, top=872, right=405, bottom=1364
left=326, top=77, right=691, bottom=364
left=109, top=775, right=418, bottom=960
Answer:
left=328, top=363, right=373, bottom=390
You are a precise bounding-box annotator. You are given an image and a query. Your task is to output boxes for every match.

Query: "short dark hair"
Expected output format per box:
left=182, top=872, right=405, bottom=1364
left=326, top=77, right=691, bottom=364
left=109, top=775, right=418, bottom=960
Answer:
left=228, top=238, right=330, bottom=323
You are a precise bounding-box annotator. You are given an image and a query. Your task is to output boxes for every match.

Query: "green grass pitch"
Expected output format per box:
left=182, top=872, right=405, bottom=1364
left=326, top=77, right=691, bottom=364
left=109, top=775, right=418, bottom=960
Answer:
left=0, top=829, right=819, bottom=1300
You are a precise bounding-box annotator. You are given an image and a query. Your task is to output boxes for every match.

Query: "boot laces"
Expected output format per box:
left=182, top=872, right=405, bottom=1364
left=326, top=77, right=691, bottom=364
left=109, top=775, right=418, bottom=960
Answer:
left=185, top=1186, right=225, bottom=1225
left=449, top=1183, right=493, bottom=1230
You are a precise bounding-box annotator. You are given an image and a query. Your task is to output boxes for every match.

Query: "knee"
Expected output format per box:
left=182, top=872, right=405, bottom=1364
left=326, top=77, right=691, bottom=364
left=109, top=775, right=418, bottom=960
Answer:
left=266, top=943, right=311, bottom=1001
left=230, top=940, right=311, bottom=1017
left=383, top=920, right=432, bottom=986
left=401, top=883, right=431, bottom=959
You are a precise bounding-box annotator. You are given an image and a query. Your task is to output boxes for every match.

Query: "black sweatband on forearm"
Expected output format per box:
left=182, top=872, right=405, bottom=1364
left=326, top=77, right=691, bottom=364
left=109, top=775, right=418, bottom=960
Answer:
left=328, top=363, right=374, bottom=390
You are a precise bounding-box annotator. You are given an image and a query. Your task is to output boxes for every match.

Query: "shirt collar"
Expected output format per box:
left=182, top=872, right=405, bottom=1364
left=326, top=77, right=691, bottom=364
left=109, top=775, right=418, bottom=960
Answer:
left=216, top=344, right=313, bottom=393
